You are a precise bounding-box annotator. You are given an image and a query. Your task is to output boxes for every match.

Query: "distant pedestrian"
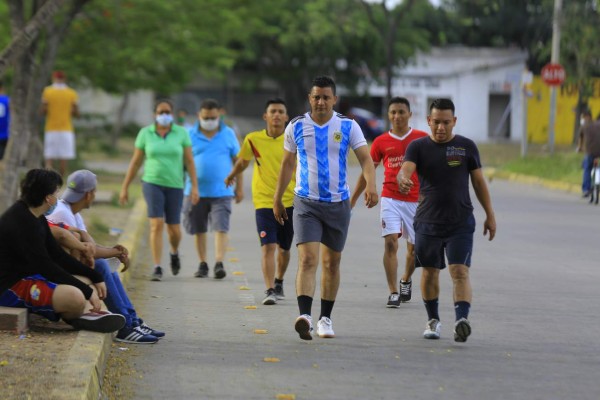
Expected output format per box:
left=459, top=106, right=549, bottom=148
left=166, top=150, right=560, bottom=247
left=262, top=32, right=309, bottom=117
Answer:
left=120, top=99, right=199, bottom=281
left=576, top=109, right=600, bottom=198
left=274, top=76, right=378, bottom=340
left=0, top=81, right=10, bottom=160
left=41, top=71, right=79, bottom=177
left=225, top=98, right=295, bottom=305
left=351, top=96, right=428, bottom=308
left=397, top=98, right=496, bottom=343
left=185, top=99, right=241, bottom=280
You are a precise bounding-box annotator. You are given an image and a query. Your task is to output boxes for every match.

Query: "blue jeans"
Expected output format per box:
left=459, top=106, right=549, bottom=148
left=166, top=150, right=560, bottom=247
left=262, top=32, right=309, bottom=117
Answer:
left=582, top=154, right=595, bottom=194
left=95, top=259, right=138, bottom=328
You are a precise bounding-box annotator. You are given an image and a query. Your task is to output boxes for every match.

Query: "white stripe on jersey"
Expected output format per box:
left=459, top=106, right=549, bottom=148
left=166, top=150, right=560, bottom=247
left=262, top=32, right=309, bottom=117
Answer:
left=284, top=112, right=367, bottom=202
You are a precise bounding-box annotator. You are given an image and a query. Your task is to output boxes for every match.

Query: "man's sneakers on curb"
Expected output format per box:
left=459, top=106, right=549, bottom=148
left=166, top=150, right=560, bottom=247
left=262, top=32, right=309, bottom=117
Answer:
left=65, top=311, right=126, bottom=333
left=262, top=289, right=277, bottom=305
left=399, top=279, right=412, bottom=302
left=170, top=253, right=181, bottom=276
left=423, top=319, right=441, bottom=339
left=294, top=314, right=313, bottom=340
left=151, top=266, right=163, bottom=281
left=454, top=317, right=472, bottom=343
left=274, top=282, right=285, bottom=300
left=194, top=262, right=209, bottom=278
left=214, top=262, right=226, bottom=279
left=386, top=292, right=400, bottom=308
left=115, top=325, right=158, bottom=344
left=136, top=319, right=165, bottom=338
left=316, top=317, right=335, bottom=338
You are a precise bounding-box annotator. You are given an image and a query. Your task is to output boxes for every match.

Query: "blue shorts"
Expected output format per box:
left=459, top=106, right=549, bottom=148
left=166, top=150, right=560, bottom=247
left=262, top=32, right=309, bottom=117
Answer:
left=142, top=181, right=184, bottom=225
left=0, top=274, right=60, bottom=321
left=413, top=214, right=476, bottom=269
left=256, top=207, right=294, bottom=250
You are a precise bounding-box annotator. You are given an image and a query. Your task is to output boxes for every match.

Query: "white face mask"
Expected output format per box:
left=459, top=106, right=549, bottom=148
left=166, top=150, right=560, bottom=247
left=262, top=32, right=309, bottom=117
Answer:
left=200, top=118, right=219, bottom=131
left=581, top=118, right=586, bottom=126
left=156, top=113, right=173, bottom=127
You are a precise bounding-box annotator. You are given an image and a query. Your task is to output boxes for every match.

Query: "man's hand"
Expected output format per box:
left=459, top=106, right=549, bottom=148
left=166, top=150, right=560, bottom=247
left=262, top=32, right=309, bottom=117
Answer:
left=224, top=175, right=235, bottom=187
left=88, top=291, right=102, bottom=313
left=364, top=188, right=378, bottom=208
left=235, top=188, right=244, bottom=204
left=273, top=199, right=288, bottom=225
left=397, top=174, right=414, bottom=194
left=483, top=216, right=497, bottom=241
left=93, top=282, right=107, bottom=300
left=190, top=187, right=200, bottom=205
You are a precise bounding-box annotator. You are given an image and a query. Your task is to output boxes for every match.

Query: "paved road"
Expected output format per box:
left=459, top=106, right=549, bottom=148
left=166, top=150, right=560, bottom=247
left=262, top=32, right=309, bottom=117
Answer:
left=116, top=166, right=600, bottom=400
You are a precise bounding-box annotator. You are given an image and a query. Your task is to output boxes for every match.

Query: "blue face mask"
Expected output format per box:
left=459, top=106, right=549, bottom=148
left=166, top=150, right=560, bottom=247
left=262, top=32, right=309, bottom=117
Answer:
left=45, top=201, right=57, bottom=216
left=156, top=113, right=173, bottom=127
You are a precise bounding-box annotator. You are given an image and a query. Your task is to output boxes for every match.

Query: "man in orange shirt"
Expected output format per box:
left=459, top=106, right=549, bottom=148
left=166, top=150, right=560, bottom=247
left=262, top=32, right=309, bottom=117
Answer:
left=41, top=71, right=79, bottom=176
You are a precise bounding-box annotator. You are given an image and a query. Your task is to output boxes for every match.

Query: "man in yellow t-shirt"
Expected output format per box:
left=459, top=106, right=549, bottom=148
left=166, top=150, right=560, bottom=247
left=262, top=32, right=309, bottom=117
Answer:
left=225, top=99, right=295, bottom=305
left=41, top=71, right=79, bottom=176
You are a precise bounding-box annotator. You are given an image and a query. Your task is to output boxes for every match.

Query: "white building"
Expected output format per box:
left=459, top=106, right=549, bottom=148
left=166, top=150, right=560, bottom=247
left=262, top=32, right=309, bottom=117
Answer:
left=360, top=46, right=529, bottom=142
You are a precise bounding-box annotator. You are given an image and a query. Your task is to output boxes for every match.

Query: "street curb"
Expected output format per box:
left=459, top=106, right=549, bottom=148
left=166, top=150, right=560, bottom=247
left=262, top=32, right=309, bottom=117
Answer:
left=51, top=198, right=147, bottom=400
left=484, top=167, right=580, bottom=194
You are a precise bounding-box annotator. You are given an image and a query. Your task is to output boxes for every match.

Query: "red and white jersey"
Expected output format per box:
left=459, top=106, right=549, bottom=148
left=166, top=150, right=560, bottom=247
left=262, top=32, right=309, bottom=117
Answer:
left=370, top=128, right=428, bottom=201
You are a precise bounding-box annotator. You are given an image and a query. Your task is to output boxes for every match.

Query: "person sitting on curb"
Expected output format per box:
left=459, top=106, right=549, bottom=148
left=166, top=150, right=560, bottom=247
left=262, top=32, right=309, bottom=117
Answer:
left=49, top=221, right=96, bottom=266
left=48, top=169, right=164, bottom=344
left=0, top=168, right=126, bottom=333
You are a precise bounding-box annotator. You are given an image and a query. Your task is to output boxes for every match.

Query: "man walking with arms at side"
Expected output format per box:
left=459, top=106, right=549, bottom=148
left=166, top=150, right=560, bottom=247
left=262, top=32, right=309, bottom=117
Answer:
left=576, top=109, right=600, bottom=198
left=351, top=97, right=428, bottom=307
left=398, top=98, right=496, bottom=343
left=274, top=76, right=378, bottom=340
left=41, top=71, right=79, bottom=177
left=225, top=99, right=295, bottom=305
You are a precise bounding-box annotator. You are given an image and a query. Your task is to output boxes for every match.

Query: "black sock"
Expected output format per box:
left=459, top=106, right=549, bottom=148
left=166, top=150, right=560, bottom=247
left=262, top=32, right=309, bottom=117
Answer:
left=319, top=299, right=335, bottom=320
left=454, top=301, right=470, bottom=321
left=297, top=295, right=313, bottom=316
left=423, top=298, right=440, bottom=321
left=274, top=278, right=283, bottom=285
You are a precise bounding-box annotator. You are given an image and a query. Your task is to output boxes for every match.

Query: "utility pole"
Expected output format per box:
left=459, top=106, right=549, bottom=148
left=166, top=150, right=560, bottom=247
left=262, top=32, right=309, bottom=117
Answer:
left=547, top=0, right=563, bottom=154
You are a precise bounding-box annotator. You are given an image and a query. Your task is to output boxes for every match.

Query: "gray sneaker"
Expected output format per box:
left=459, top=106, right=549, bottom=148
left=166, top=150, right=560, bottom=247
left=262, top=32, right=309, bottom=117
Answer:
left=194, top=262, right=209, bottom=278
left=262, top=289, right=277, bottom=305
left=274, top=283, right=285, bottom=300
left=423, top=319, right=441, bottom=339
left=386, top=292, right=400, bottom=308
left=454, top=318, right=472, bottom=342
left=151, top=266, right=163, bottom=281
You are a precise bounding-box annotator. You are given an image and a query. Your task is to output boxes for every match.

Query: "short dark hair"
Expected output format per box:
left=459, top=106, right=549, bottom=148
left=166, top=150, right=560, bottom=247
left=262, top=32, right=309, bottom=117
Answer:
left=582, top=109, right=592, bottom=118
left=200, top=98, right=221, bottom=110
left=154, top=98, right=174, bottom=113
left=429, top=98, right=455, bottom=114
left=264, top=98, right=287, bottom=111
left=388, top=96, right=411, bottom=111
left=20, top=169, right=63, bottom=207
left=311, top=76, right=336, bottom=95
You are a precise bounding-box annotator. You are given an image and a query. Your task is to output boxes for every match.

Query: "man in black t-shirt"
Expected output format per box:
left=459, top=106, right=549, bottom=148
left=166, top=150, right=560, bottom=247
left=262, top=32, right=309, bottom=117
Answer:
left=398, top=98, right=496, bottom=343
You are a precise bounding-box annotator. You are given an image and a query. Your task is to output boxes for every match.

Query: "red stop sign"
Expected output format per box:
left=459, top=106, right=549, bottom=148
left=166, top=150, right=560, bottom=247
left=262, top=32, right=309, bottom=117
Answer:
left=541, top=63, right=566, bottom=86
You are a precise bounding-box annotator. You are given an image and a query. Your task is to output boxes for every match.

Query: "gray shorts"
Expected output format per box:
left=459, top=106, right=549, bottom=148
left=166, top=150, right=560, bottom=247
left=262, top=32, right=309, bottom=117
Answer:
left=293, top=196, right=351, bottom=252
left=182, top=196, right=232, bottom=235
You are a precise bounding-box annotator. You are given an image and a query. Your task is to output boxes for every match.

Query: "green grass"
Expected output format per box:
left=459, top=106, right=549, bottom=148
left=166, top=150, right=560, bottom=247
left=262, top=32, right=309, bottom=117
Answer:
left=478, top=142, right=583, bottom=185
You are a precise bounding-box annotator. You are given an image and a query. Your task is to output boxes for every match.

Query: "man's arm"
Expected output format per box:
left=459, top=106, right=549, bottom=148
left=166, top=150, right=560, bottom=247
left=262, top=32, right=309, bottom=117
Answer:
left=225, top=158, right=250, bottom=187
left=232, top=156, right=244, bottom=204
left=353, top=145, right=378, bottom=208
left=273, top=149, right=297, bottom=225
left=470, top=168, right=496, bottom=241
left=120, top=148, right=145, bottom=205
left=184, top=146, right=200, bottom=205
left=397, top=161, right=417, bottom=194
left=350, top=162, right=379, bottom=209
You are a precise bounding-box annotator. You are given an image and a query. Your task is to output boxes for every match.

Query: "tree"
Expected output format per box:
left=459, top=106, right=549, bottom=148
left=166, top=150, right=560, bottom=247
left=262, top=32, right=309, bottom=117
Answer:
left=0, top=0, right=91, bottom=210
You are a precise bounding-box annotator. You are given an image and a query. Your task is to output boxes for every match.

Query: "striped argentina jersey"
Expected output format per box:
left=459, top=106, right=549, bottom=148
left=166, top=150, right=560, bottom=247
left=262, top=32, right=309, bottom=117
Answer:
left=284, top=112, right=367, bottom=202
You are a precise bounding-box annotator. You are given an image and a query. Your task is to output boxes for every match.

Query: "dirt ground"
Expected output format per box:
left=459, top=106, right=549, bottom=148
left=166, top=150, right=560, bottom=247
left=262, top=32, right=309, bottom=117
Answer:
left=0, top=199, right=135, bottom=399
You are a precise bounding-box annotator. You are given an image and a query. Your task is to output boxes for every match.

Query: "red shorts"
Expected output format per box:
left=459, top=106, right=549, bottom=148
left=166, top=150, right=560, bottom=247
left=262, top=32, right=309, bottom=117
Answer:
left=0, top=274, right=59, bottom=321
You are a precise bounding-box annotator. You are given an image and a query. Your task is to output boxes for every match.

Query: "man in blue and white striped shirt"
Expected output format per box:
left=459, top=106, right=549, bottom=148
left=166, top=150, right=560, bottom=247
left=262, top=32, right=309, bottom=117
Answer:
left=274, top=76, right=378, bottom=340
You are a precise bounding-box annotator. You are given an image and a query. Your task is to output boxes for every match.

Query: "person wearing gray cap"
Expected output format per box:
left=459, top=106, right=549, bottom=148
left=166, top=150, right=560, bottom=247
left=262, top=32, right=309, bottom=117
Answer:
left=48, top=170, right=164, bottom=344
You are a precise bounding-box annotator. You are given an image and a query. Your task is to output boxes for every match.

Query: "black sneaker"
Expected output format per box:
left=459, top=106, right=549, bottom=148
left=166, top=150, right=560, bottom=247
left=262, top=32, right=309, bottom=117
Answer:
left=194, top=262, right=209, bottom=278
left=399, top=279, right=412, bottom=302
left=115, top=326, right=158, bottom=344
left=170, top=253, right=181, bottom=276
left=274, top=283, right=285, bottom=300
left=386, top=292, right=400, bottom=308
left=214, top=261, right=226, bottom=279
left=151, top=266, right=163, bottom=281
left=65, top=311, right=126, bottom=333
left=136, top=319, right=165, bottom=338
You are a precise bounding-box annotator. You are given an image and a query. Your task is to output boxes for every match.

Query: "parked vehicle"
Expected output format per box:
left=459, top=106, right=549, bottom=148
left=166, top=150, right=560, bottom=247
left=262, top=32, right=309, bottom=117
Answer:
left=348, top=107, right=385, bottom=141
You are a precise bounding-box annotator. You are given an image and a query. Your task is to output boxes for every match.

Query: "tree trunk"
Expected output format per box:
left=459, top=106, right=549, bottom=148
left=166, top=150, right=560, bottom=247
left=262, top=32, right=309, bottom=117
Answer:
left=111, top=93, right=130, bottom=149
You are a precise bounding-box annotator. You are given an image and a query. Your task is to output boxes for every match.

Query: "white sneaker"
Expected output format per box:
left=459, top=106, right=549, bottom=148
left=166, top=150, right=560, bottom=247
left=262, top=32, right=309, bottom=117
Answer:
left=316, top=317, right=335, bottom=338
left=294, top=314, right=313, bottom=340
left=423, top=319, right=441, bottom=339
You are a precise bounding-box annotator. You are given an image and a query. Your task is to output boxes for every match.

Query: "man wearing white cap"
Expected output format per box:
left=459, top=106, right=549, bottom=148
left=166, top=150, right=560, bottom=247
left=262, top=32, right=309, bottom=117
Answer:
left=48, top=170, right=165, bottom=344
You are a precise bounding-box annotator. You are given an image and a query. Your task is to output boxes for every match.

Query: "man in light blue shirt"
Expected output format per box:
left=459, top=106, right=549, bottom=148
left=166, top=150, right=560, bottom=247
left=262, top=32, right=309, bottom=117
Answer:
left=0, top=81, right=10, bottom=160
left=184, top=99, right=242, bottom=279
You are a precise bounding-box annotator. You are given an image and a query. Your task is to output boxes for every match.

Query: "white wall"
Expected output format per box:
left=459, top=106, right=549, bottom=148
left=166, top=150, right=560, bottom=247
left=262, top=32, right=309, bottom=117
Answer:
left=76, top=88, right=154, bottom=127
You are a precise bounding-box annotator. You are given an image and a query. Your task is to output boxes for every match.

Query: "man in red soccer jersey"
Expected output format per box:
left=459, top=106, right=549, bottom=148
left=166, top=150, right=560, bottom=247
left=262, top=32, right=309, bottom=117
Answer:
left=351, top=97, right=428, bottom=308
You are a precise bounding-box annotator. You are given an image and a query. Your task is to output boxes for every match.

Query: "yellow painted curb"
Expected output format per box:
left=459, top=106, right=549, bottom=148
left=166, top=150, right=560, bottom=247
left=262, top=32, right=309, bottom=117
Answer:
left=484, top=167, right=580, bottom=195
